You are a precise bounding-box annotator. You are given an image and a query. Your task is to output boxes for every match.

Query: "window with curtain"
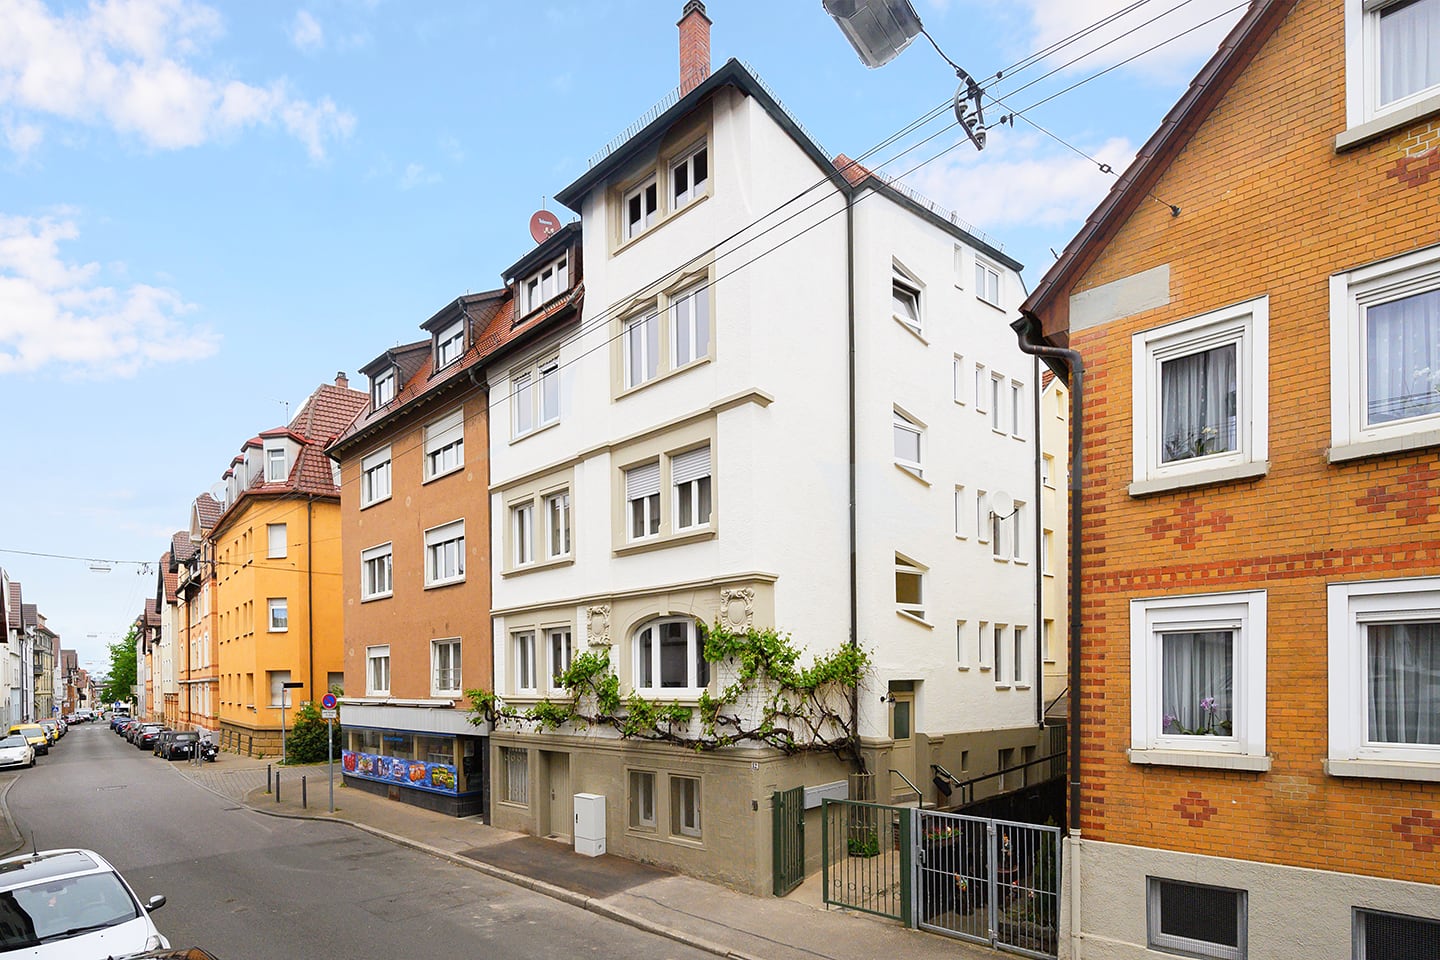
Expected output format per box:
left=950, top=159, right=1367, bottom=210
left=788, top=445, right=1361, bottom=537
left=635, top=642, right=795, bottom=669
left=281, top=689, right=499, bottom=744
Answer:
left=624, top=312, right=659, bottom=388
left=1161, top=631, right=1235, bottom=736
left=626, top=462, right=660, bottom=541
left=1379, top=0, right=1440, bottom=107
left=671, top=282, right=710, bottom=367
left=1365, top=288, right=1440, bottom=425
left=1366, top=622, right=1439, bottom=745
left=1161, top=343, right=1237, bottom=462
left=634, top=617, right=709, bottom=693
left=672, top=445, right=712, bottom=530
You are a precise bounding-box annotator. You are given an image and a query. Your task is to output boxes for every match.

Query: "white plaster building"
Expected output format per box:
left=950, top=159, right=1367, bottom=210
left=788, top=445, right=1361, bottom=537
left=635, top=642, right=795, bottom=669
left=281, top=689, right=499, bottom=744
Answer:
left=486, top=3, right=1051, bottom=894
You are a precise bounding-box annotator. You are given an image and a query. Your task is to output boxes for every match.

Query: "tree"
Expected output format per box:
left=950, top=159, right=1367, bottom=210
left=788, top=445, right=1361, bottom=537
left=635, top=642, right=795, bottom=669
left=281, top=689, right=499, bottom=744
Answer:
left=284, top=701, right=341, bottom=764
left=101, top=626, right=138, bottom=705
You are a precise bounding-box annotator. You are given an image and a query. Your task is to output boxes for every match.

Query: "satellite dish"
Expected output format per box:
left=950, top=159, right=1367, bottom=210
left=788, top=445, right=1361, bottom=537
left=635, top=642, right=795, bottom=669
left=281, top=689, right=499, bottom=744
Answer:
left=991, top=490, right=1015, bottom=518
left=529, top=210, right=561, bottom=244
left=208, top=482, right=227, bottom=502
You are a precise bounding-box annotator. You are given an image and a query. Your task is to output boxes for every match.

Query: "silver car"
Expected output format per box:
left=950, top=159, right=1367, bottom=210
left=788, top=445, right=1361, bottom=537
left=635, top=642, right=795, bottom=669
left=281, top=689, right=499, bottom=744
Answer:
left=0, top=848, right=169, bottom=957
left=0, top=734, right=34, bottom=769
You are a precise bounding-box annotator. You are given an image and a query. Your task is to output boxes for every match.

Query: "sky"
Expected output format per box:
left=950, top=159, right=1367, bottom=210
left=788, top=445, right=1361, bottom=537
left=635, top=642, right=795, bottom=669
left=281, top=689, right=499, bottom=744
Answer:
left=0, top=0, right=1247, bottom=672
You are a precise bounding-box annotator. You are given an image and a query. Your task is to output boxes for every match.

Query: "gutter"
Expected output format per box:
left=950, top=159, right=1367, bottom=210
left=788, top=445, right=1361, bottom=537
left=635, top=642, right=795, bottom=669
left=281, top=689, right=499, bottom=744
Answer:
left=1032, top=356, right=1043, bottom=730
left=307, top=496, right=315, bottom=706
left=1011, top=315, right=1083, bottom=834
left=846, top=178, right=861, bottom=773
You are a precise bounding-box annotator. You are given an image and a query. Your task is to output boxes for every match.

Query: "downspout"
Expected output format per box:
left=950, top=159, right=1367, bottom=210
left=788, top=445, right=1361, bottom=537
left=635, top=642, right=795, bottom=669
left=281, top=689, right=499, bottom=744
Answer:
left=307, top=496, right=315, bottom=705
left=1032, top=354, right=1044, bottom=730
left=1010, top=314, right=1083, bottom=834
left=846, top=182, right=861, bottom=773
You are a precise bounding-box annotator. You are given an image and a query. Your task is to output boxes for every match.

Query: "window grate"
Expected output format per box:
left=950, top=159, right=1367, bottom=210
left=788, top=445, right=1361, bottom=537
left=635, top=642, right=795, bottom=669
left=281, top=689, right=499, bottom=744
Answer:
left=1356, top=909, right=1440, bottom=960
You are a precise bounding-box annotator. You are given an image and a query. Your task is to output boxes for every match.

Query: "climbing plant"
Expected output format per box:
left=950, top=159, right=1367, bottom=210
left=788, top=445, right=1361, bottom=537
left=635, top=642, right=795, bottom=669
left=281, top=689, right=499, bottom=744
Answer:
left=466, top=622, right=869, bottom=757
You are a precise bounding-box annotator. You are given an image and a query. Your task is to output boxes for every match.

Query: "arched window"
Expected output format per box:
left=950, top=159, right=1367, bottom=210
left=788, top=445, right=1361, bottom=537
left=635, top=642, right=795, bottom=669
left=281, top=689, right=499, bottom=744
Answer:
left=633, top=617, right=709, bottom=694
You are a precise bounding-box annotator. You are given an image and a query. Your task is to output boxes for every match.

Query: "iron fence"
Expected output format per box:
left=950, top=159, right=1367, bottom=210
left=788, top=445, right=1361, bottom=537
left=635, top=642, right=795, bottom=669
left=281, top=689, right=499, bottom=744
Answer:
left=821, top=798, right=911, bottom=924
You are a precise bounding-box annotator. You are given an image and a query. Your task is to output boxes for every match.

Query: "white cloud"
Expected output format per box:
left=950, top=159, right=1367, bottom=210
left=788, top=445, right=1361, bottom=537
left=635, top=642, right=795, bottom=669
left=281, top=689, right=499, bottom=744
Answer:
left=1008, top=0, right=1247, bottom=88
left=4, top=119, right=42, bottom=157
left=0, top=213, right=219, bottom=378
left=0, top=0, right=354, bottom=159
left=289, top=10, right=324, bottom=52
left=398, top=162, right=439, bottom=191
left=902, top=130, right=1136, bottom=230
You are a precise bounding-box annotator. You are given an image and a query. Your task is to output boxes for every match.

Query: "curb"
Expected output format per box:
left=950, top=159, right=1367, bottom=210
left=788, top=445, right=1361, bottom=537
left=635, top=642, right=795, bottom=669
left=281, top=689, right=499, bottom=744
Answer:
left=234, top=791, right=762, bottom=960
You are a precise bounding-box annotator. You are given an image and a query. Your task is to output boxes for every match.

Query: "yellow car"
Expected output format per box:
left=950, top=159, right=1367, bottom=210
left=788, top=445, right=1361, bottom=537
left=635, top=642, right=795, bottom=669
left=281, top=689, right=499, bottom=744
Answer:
left=8, top=725, right=48, bottom=756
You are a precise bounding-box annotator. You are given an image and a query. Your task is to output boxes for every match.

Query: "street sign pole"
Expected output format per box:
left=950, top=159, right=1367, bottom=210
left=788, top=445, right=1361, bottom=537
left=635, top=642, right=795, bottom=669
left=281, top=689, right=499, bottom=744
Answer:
left=328, top=719, right=334, bottom=813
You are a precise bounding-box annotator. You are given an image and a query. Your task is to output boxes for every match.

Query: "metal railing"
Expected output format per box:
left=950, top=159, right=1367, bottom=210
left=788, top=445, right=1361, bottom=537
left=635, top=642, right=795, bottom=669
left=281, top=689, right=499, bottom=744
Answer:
left=889, top=768, right=923, bottom=805
left=821, top=799, right=911, bottom=925
left=947, top=751, right=1065, bottom=807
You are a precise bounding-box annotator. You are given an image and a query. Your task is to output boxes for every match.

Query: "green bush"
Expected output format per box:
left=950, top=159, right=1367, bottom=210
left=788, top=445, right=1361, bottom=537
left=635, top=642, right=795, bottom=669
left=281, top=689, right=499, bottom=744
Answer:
left=285, top=701, right=342, bottom=764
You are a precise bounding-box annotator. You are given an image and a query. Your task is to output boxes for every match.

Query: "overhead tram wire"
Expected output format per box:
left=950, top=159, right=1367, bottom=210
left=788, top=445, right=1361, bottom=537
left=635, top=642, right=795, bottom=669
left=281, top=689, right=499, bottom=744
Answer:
left=977, top=0, right=1157, bottom=86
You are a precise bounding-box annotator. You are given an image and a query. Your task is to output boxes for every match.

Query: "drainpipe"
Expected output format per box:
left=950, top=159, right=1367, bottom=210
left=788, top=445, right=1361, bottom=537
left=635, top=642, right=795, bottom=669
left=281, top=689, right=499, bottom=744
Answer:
left=307, top=496, right=315, bottom=706
left=1032, top=355, right=1044, bottom=730
left=846, top=183, right=862, bottom=774
left=1010, top=315, right=1083, bottom=834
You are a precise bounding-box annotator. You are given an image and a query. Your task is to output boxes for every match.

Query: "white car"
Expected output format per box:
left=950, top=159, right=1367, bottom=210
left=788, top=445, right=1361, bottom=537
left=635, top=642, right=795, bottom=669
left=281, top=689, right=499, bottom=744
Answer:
left=0, top=734, right=35, bottom=769
left=0, top=848, right=169, bottom=957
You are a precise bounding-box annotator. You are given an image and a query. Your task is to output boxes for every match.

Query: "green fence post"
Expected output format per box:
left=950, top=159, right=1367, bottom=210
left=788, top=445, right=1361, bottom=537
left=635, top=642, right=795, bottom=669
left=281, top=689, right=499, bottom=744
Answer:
left=821, top=799, right=830, bottom=907
left=899, top=805, right=913, bottom=928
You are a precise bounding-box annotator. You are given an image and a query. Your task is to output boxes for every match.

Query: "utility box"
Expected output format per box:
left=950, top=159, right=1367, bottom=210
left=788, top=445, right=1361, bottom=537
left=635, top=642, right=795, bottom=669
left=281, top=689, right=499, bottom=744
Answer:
left=573, top=793, right=606, bottom=857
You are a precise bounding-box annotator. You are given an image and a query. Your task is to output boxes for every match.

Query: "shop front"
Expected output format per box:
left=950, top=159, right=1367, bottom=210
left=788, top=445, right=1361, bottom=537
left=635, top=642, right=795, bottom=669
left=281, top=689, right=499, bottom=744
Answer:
left=339, top=700, right=488, bottom=819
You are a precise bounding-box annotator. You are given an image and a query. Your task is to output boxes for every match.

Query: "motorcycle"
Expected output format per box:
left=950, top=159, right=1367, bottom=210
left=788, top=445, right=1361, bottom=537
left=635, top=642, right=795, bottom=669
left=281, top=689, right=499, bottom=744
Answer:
left=199, top=739, right=218, bottom=762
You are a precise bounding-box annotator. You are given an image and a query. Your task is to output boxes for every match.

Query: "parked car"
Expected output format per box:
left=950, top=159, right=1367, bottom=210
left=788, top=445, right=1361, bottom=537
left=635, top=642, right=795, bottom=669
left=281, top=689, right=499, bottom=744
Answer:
left=9, top=724, right=49, bottom=756
left=0, top=734, right=35, bottom=769
left=0, top=848, right=169, bottom=956
left=135, top=724, right=166, bottom=750
left=157, top=732, right=199, bottom=761
left=38, top=720, right=60, bottom=743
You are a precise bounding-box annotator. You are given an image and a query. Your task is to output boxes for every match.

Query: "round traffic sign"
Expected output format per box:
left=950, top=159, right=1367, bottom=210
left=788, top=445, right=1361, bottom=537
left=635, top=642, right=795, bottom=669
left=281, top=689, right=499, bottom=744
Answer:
left=321, top=693, right=337, bottom=710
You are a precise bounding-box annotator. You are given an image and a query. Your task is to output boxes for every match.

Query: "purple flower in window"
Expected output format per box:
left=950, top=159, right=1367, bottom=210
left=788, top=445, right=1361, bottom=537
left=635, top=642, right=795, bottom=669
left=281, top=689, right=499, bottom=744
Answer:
left=1200, top=696, right=1216, bottom=715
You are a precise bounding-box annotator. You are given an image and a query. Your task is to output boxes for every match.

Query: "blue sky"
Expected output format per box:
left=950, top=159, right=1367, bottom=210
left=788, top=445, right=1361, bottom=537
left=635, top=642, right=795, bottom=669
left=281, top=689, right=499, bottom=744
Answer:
left=0, top=0, right=1245, bottom=672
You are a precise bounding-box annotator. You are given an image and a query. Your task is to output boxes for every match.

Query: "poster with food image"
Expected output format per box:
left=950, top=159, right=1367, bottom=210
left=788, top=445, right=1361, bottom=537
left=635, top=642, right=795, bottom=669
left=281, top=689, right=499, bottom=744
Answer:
left=428, top=765, right=456, bottom=792
left=356, top=754, right=375, bottom=776
left=342, top=751, right=357, bottom=772
left=407, top=761, right=426, bottom=783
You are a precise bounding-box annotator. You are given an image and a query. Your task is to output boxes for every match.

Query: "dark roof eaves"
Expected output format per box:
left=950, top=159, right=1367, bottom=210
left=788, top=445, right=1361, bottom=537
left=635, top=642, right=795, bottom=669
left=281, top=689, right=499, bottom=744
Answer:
left=555, top=59, right=854, bottom=211
left=1019, top=0, right=1294, bottom=327
left=856, top=178, right=1023, bottom=273
left=503, top=222, right=582, bottom=281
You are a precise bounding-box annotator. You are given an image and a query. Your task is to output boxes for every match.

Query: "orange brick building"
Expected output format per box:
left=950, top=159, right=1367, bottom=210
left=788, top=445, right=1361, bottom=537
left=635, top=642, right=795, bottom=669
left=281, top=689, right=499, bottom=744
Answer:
left=1020, top=1, right=1440, bottom=956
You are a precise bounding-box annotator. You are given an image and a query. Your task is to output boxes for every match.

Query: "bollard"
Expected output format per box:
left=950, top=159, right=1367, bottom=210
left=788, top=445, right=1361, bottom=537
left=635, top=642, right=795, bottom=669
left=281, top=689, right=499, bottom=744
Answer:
left=275, top=773, right=281, bottom=803
left=266, top=764, right=272, bottom=794
left=302, top=775, right=307, bottom=809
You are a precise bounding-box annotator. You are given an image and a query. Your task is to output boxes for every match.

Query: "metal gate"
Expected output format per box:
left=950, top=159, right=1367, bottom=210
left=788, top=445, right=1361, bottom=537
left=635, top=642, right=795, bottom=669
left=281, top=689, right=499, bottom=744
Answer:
left=916, top=810, right=1061, bottom=958
left=821, top=799, right=912, bottom=924
left=772, top=786, right=805, bottom=897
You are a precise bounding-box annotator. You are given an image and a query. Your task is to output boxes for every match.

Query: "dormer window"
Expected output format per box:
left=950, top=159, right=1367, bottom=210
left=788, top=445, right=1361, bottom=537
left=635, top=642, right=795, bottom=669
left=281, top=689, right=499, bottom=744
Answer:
left=522, top=255, right=570, bottom=315
left=372, top=369, right=395, bottom=408
left=265, top=446, right=287, bottom=482
left=625, top=176, right=658, bottom=240
left=436, top=320, right=464, bottom=369
left=671, top=143, right=708, bottom=210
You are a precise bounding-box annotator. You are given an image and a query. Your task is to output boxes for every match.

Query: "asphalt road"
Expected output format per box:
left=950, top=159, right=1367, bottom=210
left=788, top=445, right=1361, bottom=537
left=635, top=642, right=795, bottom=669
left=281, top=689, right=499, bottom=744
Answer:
left=3, top=723, right=709, bottom=960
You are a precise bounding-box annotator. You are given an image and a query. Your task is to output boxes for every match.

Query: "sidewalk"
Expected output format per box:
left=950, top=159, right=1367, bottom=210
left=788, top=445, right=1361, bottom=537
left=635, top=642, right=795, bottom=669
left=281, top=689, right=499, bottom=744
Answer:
left=174, top=754, right=996, bottom=960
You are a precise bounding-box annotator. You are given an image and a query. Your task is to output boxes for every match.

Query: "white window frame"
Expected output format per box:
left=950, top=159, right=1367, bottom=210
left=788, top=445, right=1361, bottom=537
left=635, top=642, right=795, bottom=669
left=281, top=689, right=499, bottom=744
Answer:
left=1130, top=296, right=1269, bottom=495
left=632, top=616, right=709, bottom=697
left=1042, top=454, right=1055, bottom=488
left=1326, top=576, right=1440, bottom=778
left=360, top=446, right=392, bottom=508
left=892, top=271, right=922, bottom=335
left=521, top=255, right=569, bottom=315
left=892, top=407, right=923, bottom=478
left=956, top=619, right=970, bottom=668
left=977, top=490, right=989, bottom=543
left=513, top=630, right=537, bottom=694
left=435, top=320, right=464, bottom=368
left=544, top=490, right=571, bottom=559
left=512, top=357, right=562, bottom=439
left=1344, top=0, right=1440, bottom=135
left=623, top=175, right=658, bottom=240
left=423, top=408, right=464, bottom=481
left=895, top=553, right=927, bottom=622
left=1129, top=590, right=1269, bottom=770
left=975, top=364, right=988, bottom=413
left=501, top=746, right=528, bottom=805
left=671, top=774, right=702, bottom=839
left=424, top=519, right=465, bottom=588
left=538, top=358, right=560, bottom=427
left=1147, top=877, right=1247, bottom=960
left=623, top=311, right=659, bottom=389
left=512, top=370, right=535, bottom=438
left=990, top=374, right=1005, bottom=433
left=669, top=281, right=710, bottom=369
left=953, top=355, right=966, bottom=404
left=267, top=523, right=286, bottom=559
left=432, top=638, right=461, bottom=696
left=512, top=501, right=535, bottom=567
left=1013, top=625, right=1027, bottom=685
left=978, top=620, right=990, bottom=670
left=547, top=627, right=573, bottom=693
left=368, top=641, right=391, bottom=693
left=360, top=542, right=393, bottom=601
left=1329, top=243, right=1440, bottom=461
left=954, top=485, right=967, bottom=539
left=975, top=258, right=1001, bottom=307
left=625, top=461, right=661, bottom=542
left=1010, top=380, right=1025, bottom=437
left=629, top=769, right=657, bottom=829
left=371, top=369, right=395, bottom=408
left=1043, top=529, right=1054, bottom=576
left=268, top=670, right=292, bottom=708
left=671, top=445, right=712, bottom=532
left=993, top=623, right=1007, bottom=685
left=267, top=598, right=288, bottom=633
left=670, top=142, right=708, bottom=210
left=265, top=445, right=287, bottom=483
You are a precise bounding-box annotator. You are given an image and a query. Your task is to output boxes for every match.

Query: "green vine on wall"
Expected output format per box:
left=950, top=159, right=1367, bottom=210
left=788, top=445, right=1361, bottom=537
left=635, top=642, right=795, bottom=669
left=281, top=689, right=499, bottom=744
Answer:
left=466, top=623, right=869, bottom=757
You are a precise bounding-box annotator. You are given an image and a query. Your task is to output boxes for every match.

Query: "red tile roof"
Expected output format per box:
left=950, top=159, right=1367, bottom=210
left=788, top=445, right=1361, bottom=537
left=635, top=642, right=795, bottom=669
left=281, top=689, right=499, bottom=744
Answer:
left=194, top=494, right=223, bottom=531
left=171, top=531, right=195, bottom=563
left=6, top=584, right=19, bottom=629
left=160, top=551, right=177, bottom=604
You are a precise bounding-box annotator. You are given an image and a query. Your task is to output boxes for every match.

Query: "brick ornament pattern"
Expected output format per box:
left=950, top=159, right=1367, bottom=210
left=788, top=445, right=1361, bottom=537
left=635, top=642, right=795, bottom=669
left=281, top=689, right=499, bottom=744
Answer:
left=1387, top=149, right=1440, bottom=187
left=1392, top=809, right=1440, bottom=853
left=1357, top=462, right=1440, bottom=525
left=1174, top=791, right=1219, bottom=827
left=1143, top=499, right=1235, bottom=550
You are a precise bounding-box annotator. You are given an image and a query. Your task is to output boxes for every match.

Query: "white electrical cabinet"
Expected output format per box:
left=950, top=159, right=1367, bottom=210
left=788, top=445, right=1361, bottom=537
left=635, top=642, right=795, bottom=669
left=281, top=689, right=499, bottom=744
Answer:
left=573, top=793, right=606, bottom=857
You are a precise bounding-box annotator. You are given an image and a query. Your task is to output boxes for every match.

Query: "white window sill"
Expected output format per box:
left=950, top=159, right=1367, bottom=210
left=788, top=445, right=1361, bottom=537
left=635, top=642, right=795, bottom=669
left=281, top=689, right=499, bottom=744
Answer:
left=894, top=463, right=929, bottom=486
left=423, top=465, right=465, bottom=485
left=511, top=419, right=561, bottom=446
left=1128, top=460, right=1268, bottom=497
left=615, top=353, right=711, bottom=402
left=977, top=296, right=1004, bottom=312
left=892, top=316, right=929, bottom=345
left=360, top=592, right=393, bottom=603
left=979, top=665, right=992, bottom=673
left=1128, top=748, right=1272, bottom=772
left=501, top=556, right=575, bottom=579
left=430, top=690, right=463, bottom=700
left=1014, top=683, right=1031, bottom=691
left=1335, top=91, right=1440, bottom=152
left=1328, top=427, right=1440, bottom=464
left=424, top=577, right=466, bottom=590
left=612, top=190, right=709, bottom=257
left=955, top=533, right=968, bottom=541
left=268, top=628, right=288, bottom=634
left=957, top=665, right=971, bottom=671
left=614, top=527, right=716, bottom=557
left=630, top=691, right=706, bottom=706
left=896, top=610, right=933, bottom=629
left=994, top=682, right=1011, bottom=690
left=1324, top=758, right=1440, bottom=783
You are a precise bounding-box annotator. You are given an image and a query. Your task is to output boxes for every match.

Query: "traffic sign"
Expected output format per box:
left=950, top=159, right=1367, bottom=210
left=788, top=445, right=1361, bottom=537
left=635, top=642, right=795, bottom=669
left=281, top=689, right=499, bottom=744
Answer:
left=321, top=693, right=337, bottom=710
left=322, top=709, right=337, bottom=719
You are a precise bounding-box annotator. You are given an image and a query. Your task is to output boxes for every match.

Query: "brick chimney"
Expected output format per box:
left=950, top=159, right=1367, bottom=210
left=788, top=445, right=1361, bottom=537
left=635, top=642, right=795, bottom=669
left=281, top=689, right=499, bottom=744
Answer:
left=678, top=0, right=711, bottom=97
left=335, top=371, right=349, bottom=389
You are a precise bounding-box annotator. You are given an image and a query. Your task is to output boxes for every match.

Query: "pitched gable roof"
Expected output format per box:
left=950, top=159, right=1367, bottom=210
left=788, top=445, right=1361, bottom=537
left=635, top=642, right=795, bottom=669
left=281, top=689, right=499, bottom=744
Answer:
left=1020, top=0, right=1296, bottom=341
left=7, top=584, right=21, bottom=629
